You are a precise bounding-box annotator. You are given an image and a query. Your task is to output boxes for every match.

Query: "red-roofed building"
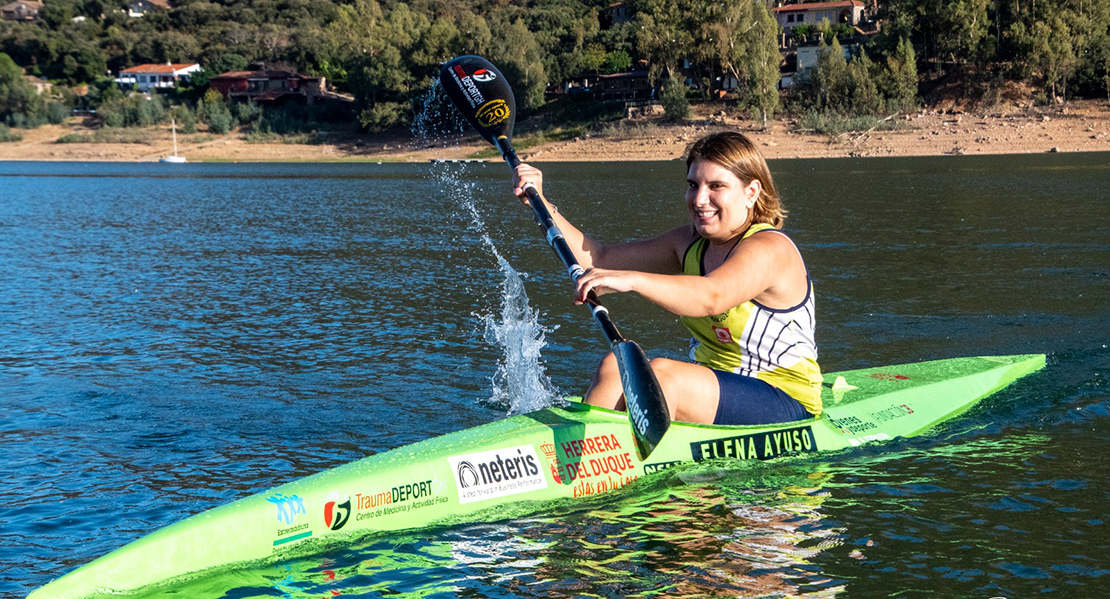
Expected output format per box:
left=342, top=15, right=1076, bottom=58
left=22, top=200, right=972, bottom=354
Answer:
left=208, top=71, right=326, bottom=105
left=773, top=1, right=864, bottom=30
left=1, top=0, right=43, bottom=21
left=117, top=63, right=201, bottom=92
left=127, top=0, right=170, bottom=17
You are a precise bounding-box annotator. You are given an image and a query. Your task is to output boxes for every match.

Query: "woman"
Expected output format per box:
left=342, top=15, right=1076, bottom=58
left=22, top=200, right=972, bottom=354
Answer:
left=512, top=131, right=821, bottom=425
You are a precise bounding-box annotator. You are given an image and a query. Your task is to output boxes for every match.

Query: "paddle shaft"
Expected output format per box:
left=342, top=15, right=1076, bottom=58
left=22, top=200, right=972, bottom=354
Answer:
left=496, top=137, right=626, bottom=348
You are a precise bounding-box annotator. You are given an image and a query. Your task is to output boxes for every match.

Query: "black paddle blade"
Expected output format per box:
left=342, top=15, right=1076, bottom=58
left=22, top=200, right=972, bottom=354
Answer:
left=614, top=341, right=671, bottom=460
left=440, top=56, right=516, bottom=145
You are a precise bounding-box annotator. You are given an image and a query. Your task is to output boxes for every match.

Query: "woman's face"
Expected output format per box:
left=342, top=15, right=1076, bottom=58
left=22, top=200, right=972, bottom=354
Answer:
left=685, top=159, right=760, bottom=242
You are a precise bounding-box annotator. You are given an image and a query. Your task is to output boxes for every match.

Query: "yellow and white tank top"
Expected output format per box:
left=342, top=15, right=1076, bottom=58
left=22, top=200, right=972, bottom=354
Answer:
left=679, top=224, right=823, bottom=415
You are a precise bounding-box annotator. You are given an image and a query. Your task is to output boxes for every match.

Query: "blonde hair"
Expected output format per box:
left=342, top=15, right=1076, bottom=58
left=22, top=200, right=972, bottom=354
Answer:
left=685, top=131, right=786, bottom=227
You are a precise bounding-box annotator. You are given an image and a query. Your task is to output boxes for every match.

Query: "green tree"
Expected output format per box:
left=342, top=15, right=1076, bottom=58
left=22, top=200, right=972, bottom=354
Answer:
left=746, top=0, right=781, bottom=128
left=660, top=73, right=690, bottom=120
left=489, top=16, right=547, bottom=111
left=701, top=0, right=756, bottom=96
left=0, top=52, right=44, bottom=124
left=813, top=37, right=850, bottom=112
left=603, top=49, right=632, bottom=74
left=880, top=37, right=919, bottom=112
left=847, top=53, right=882, bottom=115
left=633, top=0, right=696, bottom=83
left=197, top=88, right=234, bottom=134
left=1028, top=14, right=1080, bottom=100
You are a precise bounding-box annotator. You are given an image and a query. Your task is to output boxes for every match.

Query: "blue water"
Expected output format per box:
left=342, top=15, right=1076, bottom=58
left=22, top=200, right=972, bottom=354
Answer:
left=2, top=154, right=1109, bottom=598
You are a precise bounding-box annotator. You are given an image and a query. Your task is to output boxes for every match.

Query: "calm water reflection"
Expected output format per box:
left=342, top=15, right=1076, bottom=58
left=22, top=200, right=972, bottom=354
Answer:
left=2, top=154, right=1108, bottom=598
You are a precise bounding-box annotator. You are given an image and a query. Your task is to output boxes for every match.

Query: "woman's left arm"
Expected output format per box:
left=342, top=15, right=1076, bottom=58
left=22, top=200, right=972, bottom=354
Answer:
left=574, top=232, right=805, bottom=317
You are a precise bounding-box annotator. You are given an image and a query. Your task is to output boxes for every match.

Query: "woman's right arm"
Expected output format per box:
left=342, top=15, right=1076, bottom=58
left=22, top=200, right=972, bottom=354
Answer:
left=512, top=163, right=687, bottom=274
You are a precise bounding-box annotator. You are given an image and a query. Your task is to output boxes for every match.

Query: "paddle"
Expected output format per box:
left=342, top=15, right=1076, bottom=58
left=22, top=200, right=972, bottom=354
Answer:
left=438, top=55, right=671, bottom=460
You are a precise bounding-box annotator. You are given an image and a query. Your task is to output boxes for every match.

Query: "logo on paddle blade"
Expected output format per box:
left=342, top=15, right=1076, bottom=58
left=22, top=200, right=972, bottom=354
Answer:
left=323, top=492, right=351, bottom=531
left=472, top=68, right=496, bottom=82
left=475, top=99, right=510, bottom=128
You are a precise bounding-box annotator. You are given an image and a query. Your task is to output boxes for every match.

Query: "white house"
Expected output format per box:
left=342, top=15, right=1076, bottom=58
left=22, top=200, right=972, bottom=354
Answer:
left=117, top=63, right=201, bottom=92
left=774, top=1, right=864, bottom=30
left=780, top=40, right=859, bottom=88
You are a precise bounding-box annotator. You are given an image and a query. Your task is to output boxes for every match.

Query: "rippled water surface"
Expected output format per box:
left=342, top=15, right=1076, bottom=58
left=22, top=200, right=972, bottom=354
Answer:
left=2, top=154, right=1109, bottom=598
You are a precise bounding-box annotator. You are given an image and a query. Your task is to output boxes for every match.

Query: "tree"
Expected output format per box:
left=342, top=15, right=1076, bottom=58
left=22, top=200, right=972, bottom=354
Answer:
left=746, top=0, right=781, bottom=128
left=701, top=0, right=756, bottom=96
left=1028, top=14, right=1079, bottom=100
left=813, top=37, right=850, bottom=112
left=880, top=37, right=918, bottom=112
left=0, top=53, right=44, bottom=123
left=847, top=53, right=882, bottom=115
left=632, top=0, right=696, bottom=83
left=56, top=43, right=102, bottom=85
left=489, top=16, right=546, bottom=111
left=603, top=49, right=632, bottom=74
left=660, top=73, right=689, bottom=120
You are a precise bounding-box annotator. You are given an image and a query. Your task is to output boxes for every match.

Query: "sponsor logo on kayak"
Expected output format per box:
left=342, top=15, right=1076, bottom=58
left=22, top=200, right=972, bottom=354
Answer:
left=353, top=479, right=448, bottom=521
left=871, top=404, right=914, bottom=423
left=448, top=445, right=546, bottom=504
left=827, top=414, right=877, bottom=435
left=692, top=426, right=817, bottom=461
left=867, top=372, right=910, bottom=381
left=643, top=460, right=682, bottom=474
left=268, top=493, right=306, bottom=525
left=539, top=442, right=564, bottom=483
left=268, top=493, right=312, bottom=547
left=323, top=492, right=351, bottom=531
left=541, top=435, right=640, bottom=498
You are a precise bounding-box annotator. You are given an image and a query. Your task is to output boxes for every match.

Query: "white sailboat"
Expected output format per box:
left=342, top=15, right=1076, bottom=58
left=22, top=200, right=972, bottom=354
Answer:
left=160, top=118, right=187, bottom=163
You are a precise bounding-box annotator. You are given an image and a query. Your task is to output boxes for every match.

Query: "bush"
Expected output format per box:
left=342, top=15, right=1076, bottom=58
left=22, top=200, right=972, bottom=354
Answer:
left=604, top=50, right=632, bottom=75
left=55, top=128, right=153, bottom=144
left=170, top=105, right=197, bottom=133
left=0, top=124, right=22, bottom=142
left=795, top=109, right=904, bottom=139
left=232, top=101, right=262, bottom=125
left=357, top=101, right=407, bottom=132
left=7, top=111, right=47, bottom=128
left=660, top=74, right=690, bottom=121
left=45, top=102, right=69, bottom=124
left=197, top=91, right=236, bottom=135
left=205, top=107, right=234, bottom=134
left=97, top=94, right=168, bottom=128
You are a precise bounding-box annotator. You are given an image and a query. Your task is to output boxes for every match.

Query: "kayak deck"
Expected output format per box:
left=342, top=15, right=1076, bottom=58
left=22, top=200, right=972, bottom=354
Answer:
left=30, top=354, right=1045, bottom=599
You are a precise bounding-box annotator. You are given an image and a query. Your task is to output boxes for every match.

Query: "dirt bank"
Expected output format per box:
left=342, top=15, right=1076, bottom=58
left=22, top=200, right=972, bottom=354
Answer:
left=1, top=100, right=1108, bottom=164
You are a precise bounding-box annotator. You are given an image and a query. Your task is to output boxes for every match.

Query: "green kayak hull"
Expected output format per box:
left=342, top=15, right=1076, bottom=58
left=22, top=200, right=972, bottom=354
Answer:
left=30, top=353, right=1045, bottom=599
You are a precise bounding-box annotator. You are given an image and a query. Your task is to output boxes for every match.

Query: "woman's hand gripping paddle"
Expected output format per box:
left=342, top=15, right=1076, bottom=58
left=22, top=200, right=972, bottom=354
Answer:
left=439, top=55, right=671, bottom=460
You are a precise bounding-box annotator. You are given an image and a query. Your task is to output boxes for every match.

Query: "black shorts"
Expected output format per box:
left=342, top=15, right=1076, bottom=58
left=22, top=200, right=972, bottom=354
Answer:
left=712, top=369, right=812, bottom=425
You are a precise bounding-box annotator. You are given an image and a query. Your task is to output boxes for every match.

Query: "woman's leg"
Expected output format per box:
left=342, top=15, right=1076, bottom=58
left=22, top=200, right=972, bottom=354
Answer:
left=584, top=354, right=721, bottom=424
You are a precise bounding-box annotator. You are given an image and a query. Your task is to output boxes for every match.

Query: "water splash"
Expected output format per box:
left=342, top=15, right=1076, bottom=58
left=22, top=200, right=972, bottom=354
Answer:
left=448, top=167, right=561, bottom=415
left=478, top=246, right=563, bottom=415
left=413, top=85, right=561, bottom=414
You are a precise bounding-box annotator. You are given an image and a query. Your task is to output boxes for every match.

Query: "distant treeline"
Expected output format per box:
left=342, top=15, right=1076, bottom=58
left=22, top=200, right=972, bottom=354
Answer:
left=1, top=0, right=1108, bottom=133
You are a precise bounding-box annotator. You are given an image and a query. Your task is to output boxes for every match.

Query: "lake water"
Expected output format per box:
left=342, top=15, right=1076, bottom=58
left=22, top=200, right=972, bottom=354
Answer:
left=2, top=153, right=1109, bottom=598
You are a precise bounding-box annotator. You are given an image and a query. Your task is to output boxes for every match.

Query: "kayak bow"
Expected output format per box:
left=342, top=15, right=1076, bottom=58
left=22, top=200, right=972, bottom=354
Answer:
left=30, top=353, right=1045, bottom=599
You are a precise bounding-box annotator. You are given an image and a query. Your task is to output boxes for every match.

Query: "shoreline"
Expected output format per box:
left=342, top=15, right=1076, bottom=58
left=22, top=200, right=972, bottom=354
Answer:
left=2, top=100, right=1108, bottom=163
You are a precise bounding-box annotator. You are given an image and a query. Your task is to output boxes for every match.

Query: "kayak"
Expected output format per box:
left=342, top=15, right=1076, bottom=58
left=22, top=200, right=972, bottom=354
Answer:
left=30, top=353, right=1044, bottom=599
